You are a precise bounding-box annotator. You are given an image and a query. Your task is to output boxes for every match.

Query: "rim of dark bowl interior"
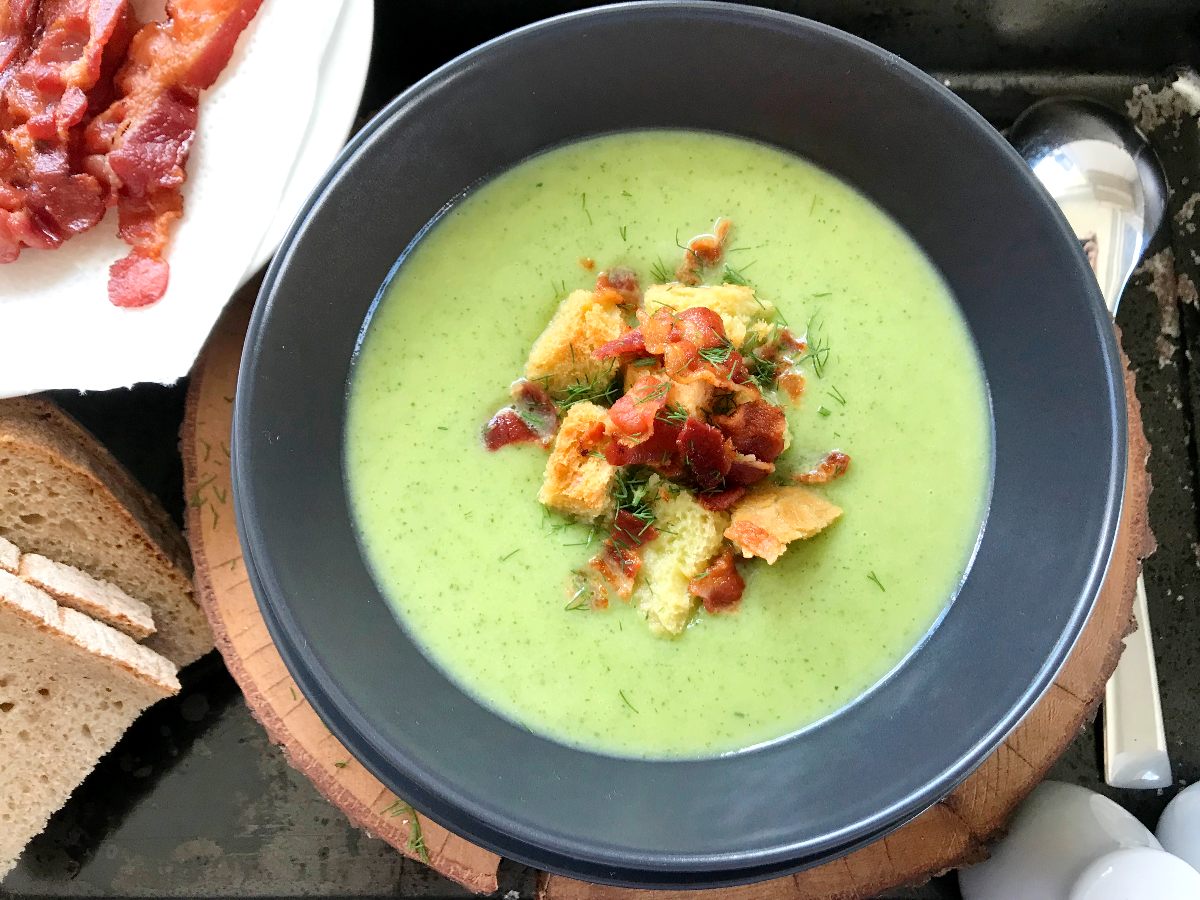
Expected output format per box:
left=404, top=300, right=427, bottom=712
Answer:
left=232, top=1, right=1125, bottom=887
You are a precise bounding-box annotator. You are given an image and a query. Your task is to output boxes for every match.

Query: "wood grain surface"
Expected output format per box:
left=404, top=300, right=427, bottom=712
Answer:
left=183, top=294, right=1151, bottom=899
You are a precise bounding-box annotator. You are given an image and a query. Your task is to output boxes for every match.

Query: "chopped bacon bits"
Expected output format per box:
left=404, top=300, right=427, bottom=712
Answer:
left=713, top=399, right=788, bottom=463
left=726, top=452, right=774, bottom=487
left=676, top=306, right=727, bottom=350
left=608, top=375, right=669, bottom=442
left=595, top=266, right=641, bottom=307
left=483, top=408, right=538, bottom=451
left=676, top=217, right=732, bottom=285
left=589, top=509, right=660, bottom=601
left=580, top=257, right=595, bottom=270
left=688, top=550, right=745, bottom=613
left=603, top=415, right=682, bottom=470
left=594, top=328, right=648, bottom=360
left=678, top=417, right=732, bottom=491
left=697, top=485, right=747, bottom=512
left=611, top=509, right=658, bottom=549
left=794, top=450, right=851, bottom=484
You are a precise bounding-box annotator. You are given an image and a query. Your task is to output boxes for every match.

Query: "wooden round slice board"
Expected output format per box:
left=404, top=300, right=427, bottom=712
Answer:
left=183, top=292, right=1152, bottom=900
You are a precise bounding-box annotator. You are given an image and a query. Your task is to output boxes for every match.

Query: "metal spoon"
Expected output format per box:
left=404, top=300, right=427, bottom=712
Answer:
left=1009, top=97, right=1170, bottom=789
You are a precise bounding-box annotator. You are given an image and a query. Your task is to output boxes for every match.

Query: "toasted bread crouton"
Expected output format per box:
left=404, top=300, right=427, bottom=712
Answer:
left=624, top=360, right=663, bottom=393
left=0, top=536, right=16, bottom=574
left=725, top=485, right=841, bottom=564
left=634, top=491, right=729, bottom=635
left=525, top=289, right=627, bottom=394
left=643, top=283, right=773, bottom=347
left=538, top=402, right=617, bottom=520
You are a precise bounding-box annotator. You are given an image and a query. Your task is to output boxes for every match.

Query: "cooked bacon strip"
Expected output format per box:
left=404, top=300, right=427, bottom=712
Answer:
left=794, top=450, right=851, bottom=484
left=608, top=374, right=669, bottom=443
left=589, top=539, right=641, bottom=600
left=713, top=399, right=788, bottom=464
left=594, top=328, right=648, bottom=360
left=675, top=216, right=731, bottom=285
left=604, top=414, right=682, bottom=471
left=85, top=0, right=264, bottom=306
left=483, top=409, right=539, bottom=451
left=688, top=549, right=745, bottom=613
left=726, top=452, right=774, bottom=487
left=610, top=508, right=658, bottom=550
left=0, top=0, right=38, bottom=82
left=595, top=266, right=640, bottom=308
left=697, top=486, right=747, bottom=512
left=675, top=306, right=726, bottom=350
left=678, top=417, right=732, bottom=492
left=0, top=0, right=133, bottom=262
left=639, top=307, right=681, bottom=354
left=482, top=378, right=559, bottom=450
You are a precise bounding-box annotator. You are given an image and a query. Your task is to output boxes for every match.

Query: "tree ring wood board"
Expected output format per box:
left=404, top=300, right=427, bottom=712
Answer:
left=183, top=292, right=1151, bottom=899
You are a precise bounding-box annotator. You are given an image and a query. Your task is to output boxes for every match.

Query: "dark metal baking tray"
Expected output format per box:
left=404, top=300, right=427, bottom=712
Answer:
left=3, top=1, right=1198, bottom=897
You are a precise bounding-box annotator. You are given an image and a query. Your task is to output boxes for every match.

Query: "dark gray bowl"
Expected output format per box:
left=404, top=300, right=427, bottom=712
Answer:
left=233, top=2, right=1124, bottom=886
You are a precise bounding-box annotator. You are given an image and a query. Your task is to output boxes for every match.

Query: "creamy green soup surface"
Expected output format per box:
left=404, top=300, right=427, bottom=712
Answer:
left=345, top=130, right=991, bottom=758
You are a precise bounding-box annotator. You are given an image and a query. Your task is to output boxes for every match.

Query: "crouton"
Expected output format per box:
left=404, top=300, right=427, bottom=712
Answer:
left=633, top=491, right=729, bottom=635
left=643, top=283, right=773, bottom=347
left=624, top=360, right=663, bottom=393
left=724, top=484, right=841, bottom=564
left=538, top=402, right=616, bottom=520
left=525, top=289, right=628, bottom=394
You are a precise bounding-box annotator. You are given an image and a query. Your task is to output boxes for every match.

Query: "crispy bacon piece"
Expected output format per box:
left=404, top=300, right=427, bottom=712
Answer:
left=595, top=266, right=640, bottom=307
left=0, top=0, right=133, bottom=261
left=604, top=414, right=682, bottom=471
left=482, top=378, right=559, bottom=450
left=610, top=508, right=658, bottom=549
left=726, top=452, right=774, bottom=487
left=688, top=549, right=745, bottom=613
left=794, top=450, right=851, bottom=484
left=483, top=409, right=538, bottom=451
left=713, top=399, right=788, bottom=464
left=640, top=307, right=681, bottom=354
left=676, top=216, right=731, bottom=285
left=697, top=486, right=747, bottom=512
left=679, top=417, right=732, bottom=492
left=85, top=0, right=264, bottom=306
left=594, top=328, right=648, bottom=360
left=676, top=306, right=727, bottom=350
left=608, top=375, right=668, bottom=443
left=777, top=370, right=805, bottom=399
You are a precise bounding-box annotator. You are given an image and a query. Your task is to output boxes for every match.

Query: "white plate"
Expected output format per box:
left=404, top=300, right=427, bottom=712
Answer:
left=0, top=0, right=373, bottom=397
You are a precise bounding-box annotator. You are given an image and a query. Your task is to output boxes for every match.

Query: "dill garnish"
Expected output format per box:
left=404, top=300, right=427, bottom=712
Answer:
left=818, top=406, right=832, bottom=417
left=633, top=381, right=670, bottom=405
left=631, top=357, right=660, bottom=368
left=384, top=800, right=430, bottom=864
left=581, top=192, right=592, bottom=225
left=612, top=467, right=657, bottom=533
left=500, top=549, right=520, bottom=562
left=661, top=403, right=689, bottom=425
left=619, top=224, right=628, bottom=242
left=555, top=363, right=619, bottom=412
left=618, top=689, right=639, bottom=713
left=334, top=760, right=348, bottom=769
left=828, top=386, right=847, bottom=406
left=565, top=576, right=591, bottom=611
left=801, top=314, right=830, bottom=377
left=621, top=189, right=633, bottom=198
left=723, top=262, right=754, bottom=286
left=698, top=338, right=734, bottom=366
left=867, top=571, right=886, bottom=592
left=649, top=258, right=673, bottom=283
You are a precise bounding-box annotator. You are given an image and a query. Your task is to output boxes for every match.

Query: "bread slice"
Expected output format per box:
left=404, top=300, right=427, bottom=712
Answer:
left=19, top=554, right=155, bottom=641
left=0, top=569, right=179, bottom=877
left=0, top=535, right=17, bottom=574
left=0, top=398, right=211, bottom=666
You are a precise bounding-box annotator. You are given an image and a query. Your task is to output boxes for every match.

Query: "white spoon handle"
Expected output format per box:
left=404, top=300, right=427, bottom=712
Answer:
left=1104, top=575, right=1171, bottom=788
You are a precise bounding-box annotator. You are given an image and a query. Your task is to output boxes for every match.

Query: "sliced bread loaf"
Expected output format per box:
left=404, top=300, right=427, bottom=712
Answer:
left=0, top=398, right=211, bottom=666
left=19, top=553, right=156, bottom=641
left=0, top=569, right=179, bottom=877
left=0, top=535, right=16, bottom=574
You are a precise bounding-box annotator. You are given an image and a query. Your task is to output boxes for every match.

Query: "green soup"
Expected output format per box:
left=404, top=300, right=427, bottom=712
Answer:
left=345, top=131, right=991, bottom=758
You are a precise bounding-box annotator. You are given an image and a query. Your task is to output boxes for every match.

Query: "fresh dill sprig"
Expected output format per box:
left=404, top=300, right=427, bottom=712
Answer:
left=383, top=800, right=430, bottom=864
left=565, top=576, right=591, bottom=611
left=555, top=363, right=619, bottom=412
left=621, top=189, right=633, bottom=198
left=633, top=381, right=670, bottom=405
left=612, top=467, right=657, bottom=531
left=661, top=403, right=689, bottom=425
left=867, top=571, right=886, bottom=592
left=828, top=385, right=847, bottom=406
left=619, top=224, right=628, bottom=242
left=649, top=258, right=673, bottom=283
left=818, top=406, right=832, bottom=417
left=722, top=262, right=754, bottom=286
left=698, top=338, right=734, bottom=366
left=801, top=314, right=830, bottom=378
left=618, top=689, right=639, bottom=713
left=581, top=192, right=592, bottom=225
left=631, top=357, right=660, bottom=368
left=499, top=549, right=520, bottom=561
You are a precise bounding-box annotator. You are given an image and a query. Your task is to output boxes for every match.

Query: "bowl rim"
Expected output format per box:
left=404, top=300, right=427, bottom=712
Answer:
left=233, top=0, right=1125, bottom=885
